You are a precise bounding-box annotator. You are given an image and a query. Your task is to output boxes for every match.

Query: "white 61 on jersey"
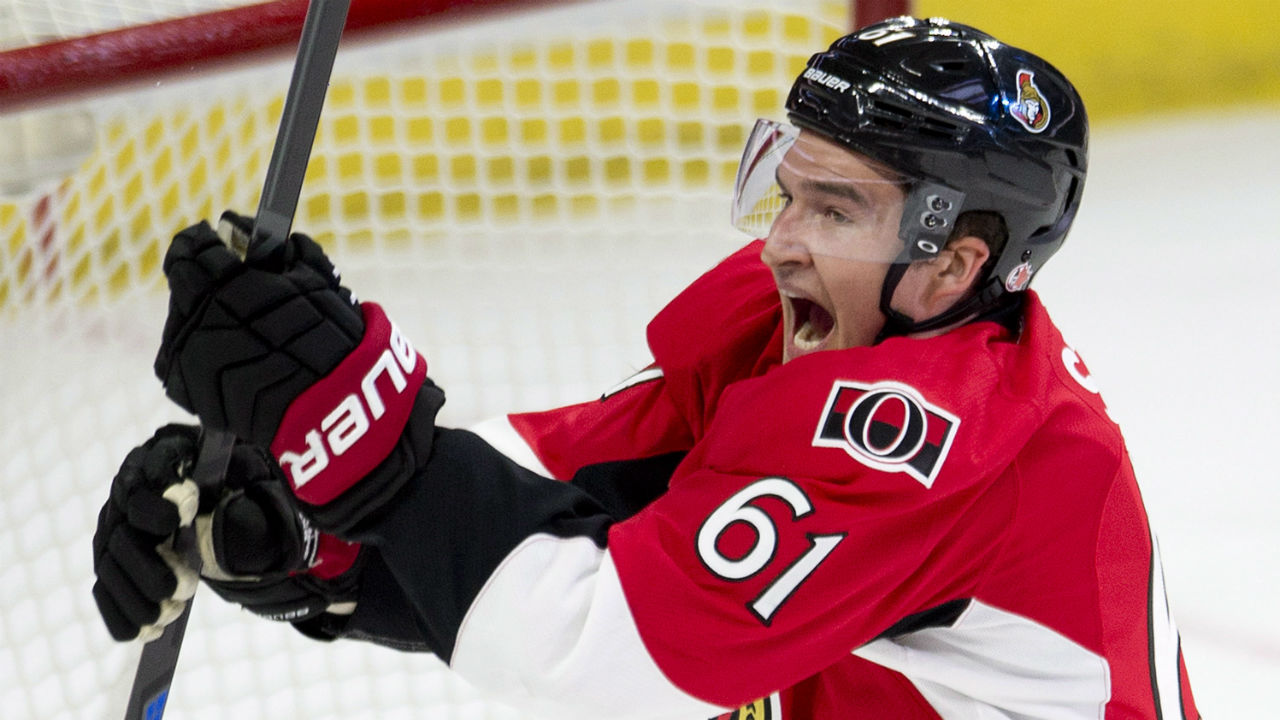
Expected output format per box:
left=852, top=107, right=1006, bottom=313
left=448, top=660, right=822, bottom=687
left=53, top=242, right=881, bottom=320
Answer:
left=697, top=477, right=845, bottom=625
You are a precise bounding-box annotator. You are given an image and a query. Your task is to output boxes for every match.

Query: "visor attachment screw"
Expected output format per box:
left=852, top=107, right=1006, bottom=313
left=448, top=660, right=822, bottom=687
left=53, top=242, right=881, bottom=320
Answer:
left=926, top=194, right=952, bottom=212
left=920, top=212, right=947, bottom=230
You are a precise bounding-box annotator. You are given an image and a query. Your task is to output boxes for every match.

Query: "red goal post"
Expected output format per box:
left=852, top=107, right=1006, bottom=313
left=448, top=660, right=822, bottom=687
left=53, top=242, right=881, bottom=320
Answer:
left=0, top=1, right=909, bottom=719
left=0, top=0, right=566, bottom=112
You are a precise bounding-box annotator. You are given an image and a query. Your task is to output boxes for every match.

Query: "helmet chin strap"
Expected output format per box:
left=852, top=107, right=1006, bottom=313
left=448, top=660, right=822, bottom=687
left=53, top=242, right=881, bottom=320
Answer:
left=873, top=259, right=994, bottom=344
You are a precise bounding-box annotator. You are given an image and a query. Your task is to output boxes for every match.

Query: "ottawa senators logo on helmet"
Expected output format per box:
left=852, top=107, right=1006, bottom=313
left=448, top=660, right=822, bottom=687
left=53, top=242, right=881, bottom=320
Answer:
left=1011, top=69, right=1051, bottom=133
left=813, top=380, right=959, bottom=488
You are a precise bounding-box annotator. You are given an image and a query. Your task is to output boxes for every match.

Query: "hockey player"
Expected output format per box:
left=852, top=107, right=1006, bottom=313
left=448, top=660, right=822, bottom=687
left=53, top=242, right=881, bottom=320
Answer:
left=92, top=17, right=1200, bottom=719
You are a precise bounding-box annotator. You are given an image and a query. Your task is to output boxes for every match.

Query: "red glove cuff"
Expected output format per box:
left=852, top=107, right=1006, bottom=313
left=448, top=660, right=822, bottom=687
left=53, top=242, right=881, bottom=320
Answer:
left=270, top=302, right=427, bottom=506
left=305, top=533, right=362, bottom=580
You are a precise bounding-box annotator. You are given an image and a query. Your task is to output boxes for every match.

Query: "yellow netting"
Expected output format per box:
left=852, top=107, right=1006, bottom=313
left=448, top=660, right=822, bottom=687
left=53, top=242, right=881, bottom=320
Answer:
left=0, top=1, right=848, bottom=316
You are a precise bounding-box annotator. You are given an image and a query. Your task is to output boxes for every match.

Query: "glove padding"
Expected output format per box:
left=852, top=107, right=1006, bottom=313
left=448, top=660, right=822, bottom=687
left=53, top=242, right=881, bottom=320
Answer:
left=155, top=212, right=445, bottom=534
left=91, top=424, right=363, bottom=642
left=154, top=211, right=364, bottom=448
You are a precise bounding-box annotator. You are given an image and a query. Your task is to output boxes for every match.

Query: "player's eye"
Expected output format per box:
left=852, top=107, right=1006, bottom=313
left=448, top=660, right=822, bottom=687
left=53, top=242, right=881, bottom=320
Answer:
left=824, top=207, right=852, bottom=224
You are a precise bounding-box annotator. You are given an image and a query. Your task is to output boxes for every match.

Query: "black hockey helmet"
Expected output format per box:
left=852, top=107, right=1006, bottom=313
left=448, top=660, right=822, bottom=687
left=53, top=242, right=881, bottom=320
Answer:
left=784, top=16, right=1089, bottom=334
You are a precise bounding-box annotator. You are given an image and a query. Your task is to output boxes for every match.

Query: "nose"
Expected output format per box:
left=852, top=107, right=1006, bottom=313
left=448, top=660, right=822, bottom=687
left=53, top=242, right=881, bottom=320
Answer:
left=760, top=209, right=813, bottom=269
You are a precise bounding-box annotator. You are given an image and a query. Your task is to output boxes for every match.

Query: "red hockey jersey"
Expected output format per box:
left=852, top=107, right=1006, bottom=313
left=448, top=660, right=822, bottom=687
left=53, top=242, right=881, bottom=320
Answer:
left=351, top=241, right=1197, bottom=719
left=488, top=241, right=1199, bottom=719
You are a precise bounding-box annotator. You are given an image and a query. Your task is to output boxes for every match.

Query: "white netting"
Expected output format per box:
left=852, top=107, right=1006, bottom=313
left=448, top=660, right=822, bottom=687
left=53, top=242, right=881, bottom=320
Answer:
left=0, top=0, right=851, bottom=717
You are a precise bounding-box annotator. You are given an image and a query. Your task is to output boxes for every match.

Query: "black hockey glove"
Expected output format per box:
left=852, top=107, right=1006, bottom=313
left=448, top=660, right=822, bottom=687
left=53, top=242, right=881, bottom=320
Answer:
left=154, top=211, right=445, bottom=534
left=91, top=424, right=364, bottom=643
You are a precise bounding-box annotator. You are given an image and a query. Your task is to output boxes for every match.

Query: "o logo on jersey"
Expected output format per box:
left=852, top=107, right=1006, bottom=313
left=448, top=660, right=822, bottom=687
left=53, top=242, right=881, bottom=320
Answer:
left=813, top=380, right=959, bottom=488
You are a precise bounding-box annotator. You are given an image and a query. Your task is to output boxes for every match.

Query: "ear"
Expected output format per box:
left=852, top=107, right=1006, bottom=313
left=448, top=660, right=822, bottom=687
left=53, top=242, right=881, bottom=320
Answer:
left=894, top=235, right=991, bottom=320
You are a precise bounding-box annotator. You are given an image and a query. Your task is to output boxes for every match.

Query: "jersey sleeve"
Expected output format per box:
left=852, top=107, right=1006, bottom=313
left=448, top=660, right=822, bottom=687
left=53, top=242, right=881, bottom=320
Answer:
left=344, top=427, right=729, bottom=719
left=470, top=371, right=693, bottom=521
left=606, top=334, right=1039, bottom=705
left=493, top=367, right=693, bottom=481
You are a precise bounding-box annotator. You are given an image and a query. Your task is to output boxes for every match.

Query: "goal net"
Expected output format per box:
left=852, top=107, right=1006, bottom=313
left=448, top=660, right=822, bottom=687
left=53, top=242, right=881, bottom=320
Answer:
left=0, top=0, right=865, bottom=717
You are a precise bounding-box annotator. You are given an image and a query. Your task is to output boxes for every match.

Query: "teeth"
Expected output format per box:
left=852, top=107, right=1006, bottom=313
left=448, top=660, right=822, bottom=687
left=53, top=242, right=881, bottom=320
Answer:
left=781, top=289, right=833, bottom=353
left=794, top=319, right=825, bottom=350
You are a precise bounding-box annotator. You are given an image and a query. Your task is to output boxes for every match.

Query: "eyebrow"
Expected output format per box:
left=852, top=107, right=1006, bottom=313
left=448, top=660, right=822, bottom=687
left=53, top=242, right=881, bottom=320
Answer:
left=775, top=168, right=874, bottom=210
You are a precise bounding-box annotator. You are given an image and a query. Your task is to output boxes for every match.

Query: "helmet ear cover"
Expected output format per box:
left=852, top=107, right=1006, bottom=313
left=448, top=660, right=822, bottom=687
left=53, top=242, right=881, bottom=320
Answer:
left=897, top=182, right=965, bottom=261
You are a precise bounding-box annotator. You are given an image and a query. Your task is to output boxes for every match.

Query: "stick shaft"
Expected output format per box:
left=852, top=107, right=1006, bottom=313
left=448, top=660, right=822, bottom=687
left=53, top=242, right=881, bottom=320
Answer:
left=252, top=0, right=352, bottom=260
left=122, top=2, right=350, bottom=717
left=122, top=431, right=233, bottom=720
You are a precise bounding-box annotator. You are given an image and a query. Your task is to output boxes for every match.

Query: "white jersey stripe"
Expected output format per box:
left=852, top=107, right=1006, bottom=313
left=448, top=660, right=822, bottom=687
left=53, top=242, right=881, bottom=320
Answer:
left=450, top=534, right=725, bottom=720
left=1149, top=533, right=1185, bottom=720
left=854, top=599, right=1111, bottom=719
left=602, top=366, right=665, bottom=399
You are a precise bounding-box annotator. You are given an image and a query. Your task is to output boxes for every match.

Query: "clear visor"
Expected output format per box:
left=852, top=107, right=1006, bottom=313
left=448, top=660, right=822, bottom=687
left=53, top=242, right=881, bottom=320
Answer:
left=731, top=118, right=913, bottom=263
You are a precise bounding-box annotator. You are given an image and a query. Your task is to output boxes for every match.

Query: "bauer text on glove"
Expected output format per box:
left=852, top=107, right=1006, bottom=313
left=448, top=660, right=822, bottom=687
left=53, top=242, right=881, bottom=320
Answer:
left=154, top=211, right=446, bottom=533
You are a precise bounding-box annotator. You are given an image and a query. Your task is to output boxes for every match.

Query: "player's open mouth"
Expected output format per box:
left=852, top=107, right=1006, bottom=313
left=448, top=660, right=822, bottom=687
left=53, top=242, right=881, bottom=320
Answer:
left=790, top=296, right=835, bottom=351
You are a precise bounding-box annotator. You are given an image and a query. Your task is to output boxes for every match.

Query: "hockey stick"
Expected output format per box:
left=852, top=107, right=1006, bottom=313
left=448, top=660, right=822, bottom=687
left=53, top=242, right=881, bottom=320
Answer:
left=122, top=2, right=351, bottom=718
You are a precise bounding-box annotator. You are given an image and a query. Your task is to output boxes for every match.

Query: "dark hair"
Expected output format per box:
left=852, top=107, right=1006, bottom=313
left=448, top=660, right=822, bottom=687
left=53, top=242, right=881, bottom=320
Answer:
left=950, top=210, right=1008, bottom=292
